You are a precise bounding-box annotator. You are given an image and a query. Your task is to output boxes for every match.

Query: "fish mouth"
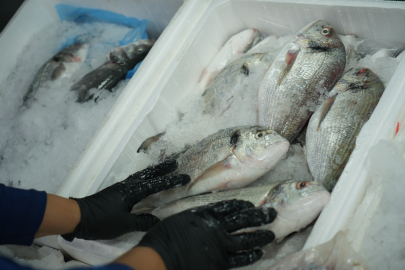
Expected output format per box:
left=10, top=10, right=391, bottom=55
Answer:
left=274, top=190, right=330, bottom=228
left=233, top=140, right=289, bottom=169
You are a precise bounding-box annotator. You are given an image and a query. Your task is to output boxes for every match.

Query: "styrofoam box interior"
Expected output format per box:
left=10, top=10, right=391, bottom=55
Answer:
left=0, top=0, right=184, bottom=254
left=0, top=0, right=184, bottom=89
left=53, top=0, right=405, bottom=266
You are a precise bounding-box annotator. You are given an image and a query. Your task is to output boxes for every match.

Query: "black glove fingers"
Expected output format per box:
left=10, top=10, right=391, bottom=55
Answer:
left=227, top=249, right=263, bottom=268
left=130, top=213, right=160, bottom=232
left=140, top=174, right=191, bottom=198
left=127, top=160, right=178, bottom=181
left=225, top=231, right=275, bottom=253
left=224, top=207, right=277, bottom=232
left=198, top=200, right=255, bottom=217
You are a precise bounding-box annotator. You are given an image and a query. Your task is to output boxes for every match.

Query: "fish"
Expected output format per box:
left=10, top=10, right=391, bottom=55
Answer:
left=151, top=179, right=330, bottom=240
left=258, top=20, right=346, bottom=141
left=71, top=39, right=153, bottom=103
left=306, top=67, right=385, bottom=191
left=132, top=125, right=290, bottom=211
left=137, top=51, right=276, bottom=153
left=137, top=132, right=166, bottom=153
left=23, top=43, right=88, bottom=104
left=197, top=29, right=263, bottom=90
left=202, top=52, right=275, bottom=115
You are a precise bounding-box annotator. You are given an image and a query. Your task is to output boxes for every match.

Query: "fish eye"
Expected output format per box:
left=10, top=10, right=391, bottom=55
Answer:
left=255, top=131, right=266, bottom=139
left=321, top=28, right=331, bottom=36
left=356, top=68, right=368, bottom=76
left=296, top=181, right=310, bottom=189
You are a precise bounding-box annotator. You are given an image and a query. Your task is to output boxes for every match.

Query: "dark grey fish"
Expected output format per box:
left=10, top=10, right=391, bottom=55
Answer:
left=71, top=39, right=153, bottom=103
left=23, top=43, right=88, bottom=104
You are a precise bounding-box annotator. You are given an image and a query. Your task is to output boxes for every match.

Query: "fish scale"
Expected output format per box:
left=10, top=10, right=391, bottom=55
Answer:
left=306, top=67, right=385, bottom=191
left=258, top=20, right=346, bottom=141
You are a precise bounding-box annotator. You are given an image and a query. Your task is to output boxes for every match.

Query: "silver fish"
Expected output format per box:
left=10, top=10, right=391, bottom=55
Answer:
left=152, top=179, right=330, bottom=239
left=203, top=52, right=275, bottom=116
left=71, top=39, right=153, bottom=103
left=23, top=43, right=88, bottom=104
left=137, top=52, right=275, bottom=153
left=197, top=29, right=264, bottom=90
left=132, top=125, right=289, bottom=211
left=306, top=67, right=384, bottom=191
left=258, top=20, right=346, bottom=141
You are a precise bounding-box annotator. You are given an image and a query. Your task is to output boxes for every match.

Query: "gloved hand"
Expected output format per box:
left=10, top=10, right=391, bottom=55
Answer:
left=138, top=200, right=277, bottom=270
left=62, top=160, right=190, bottom=241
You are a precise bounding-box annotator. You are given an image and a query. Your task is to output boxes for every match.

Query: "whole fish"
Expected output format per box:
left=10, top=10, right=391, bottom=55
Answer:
left=71, top=39, right=153, bottom=103
left=202, top=52, right=275, bottom=115
left=137, top=51, right=276, bottom=153
left=258, top=20, right=346, bottom=141
left=306, top=67, right=384, bottom=191
left=197, top=29, right=263, bottom=90
left=152, top=179, right=330, bottom=239
left=133, top=125, right=289, bottom=211
left=23, top=43, right=88, bottom=104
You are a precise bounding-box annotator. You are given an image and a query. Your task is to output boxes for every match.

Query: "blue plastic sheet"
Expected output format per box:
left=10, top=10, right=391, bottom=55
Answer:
left=56, top=4, right=148, bottom=79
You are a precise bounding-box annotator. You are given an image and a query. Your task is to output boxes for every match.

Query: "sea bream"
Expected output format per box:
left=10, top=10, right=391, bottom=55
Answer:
left=306, top=67, right=385, bottom=191
left=23, top=43, right=88, bottom=104
left=152, top=180, right=330, bottom=239
left=138, top=51, right=276, bottom=153
left=197, top=29, right=263, bottom=90
left=71, top=39, right=153, bottom=103
left=132, top=126, right=289, bottom=211
left=202, top=52, right=275, bottom=115
left=258, top=20, right=346, bottom=141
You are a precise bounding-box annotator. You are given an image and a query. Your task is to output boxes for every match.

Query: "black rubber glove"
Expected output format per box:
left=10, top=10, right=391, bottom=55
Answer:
left=62, top=160, right=190, bottom=241
left=138, top=200, right=277, bottom=270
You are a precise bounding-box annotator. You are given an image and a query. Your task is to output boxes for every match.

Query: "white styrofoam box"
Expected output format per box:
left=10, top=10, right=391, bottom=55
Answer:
left=54, top=0, right=405, bottom=266
left=0, top=0, right=184, bottom=252
left=0, top=0, right=184, bottom=93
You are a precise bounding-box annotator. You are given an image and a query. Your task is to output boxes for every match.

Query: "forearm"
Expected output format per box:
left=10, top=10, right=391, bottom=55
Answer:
left=34, top=194, right=81, bottom=238
left=113, top=247, right=167, bottom=270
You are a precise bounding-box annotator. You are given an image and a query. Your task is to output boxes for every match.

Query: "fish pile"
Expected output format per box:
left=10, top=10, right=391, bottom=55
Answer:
left=23, top=39, right=153, bottom=104
left=128, top=20, right=398, bottom=258
left=137, top=20, right=388, bottom=199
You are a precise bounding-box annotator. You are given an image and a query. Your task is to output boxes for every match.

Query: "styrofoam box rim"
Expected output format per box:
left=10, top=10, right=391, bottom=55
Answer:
left=52, top=0, right=405, bottom=265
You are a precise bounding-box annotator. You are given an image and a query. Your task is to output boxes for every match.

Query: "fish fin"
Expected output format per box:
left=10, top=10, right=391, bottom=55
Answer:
left=188, top=158, right=232, bottom=191
left=51, top=63, right=66, bottom=80
left=278, top=49, right=299, bottom=86
left=137, top=132, right=166, bottom=153
left=317, top=94, right=337, bottom=130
